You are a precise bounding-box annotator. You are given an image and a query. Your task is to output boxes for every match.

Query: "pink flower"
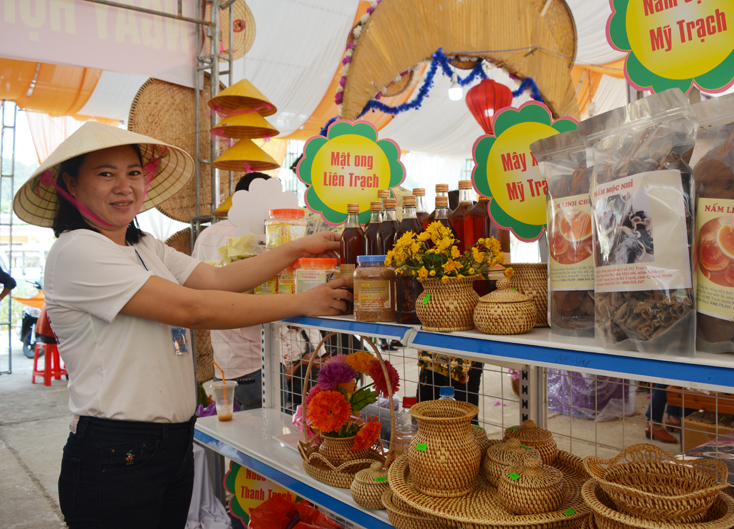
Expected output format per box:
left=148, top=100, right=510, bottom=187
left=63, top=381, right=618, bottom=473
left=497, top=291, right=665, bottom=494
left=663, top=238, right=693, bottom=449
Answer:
left=347, top=43, right=356, bottom=49
left=293, top=405, right=317, bottom=440
left=366, top=6, right=374, bottom=13
left=342, top=56, right=351, bottom=65
left=325, top=354, right=347, bottom=365
left=317, top=362, right=357, bottom=390
left=335, top=92, right=344, bottom=104
left=339, top=76, right=347, bottom=87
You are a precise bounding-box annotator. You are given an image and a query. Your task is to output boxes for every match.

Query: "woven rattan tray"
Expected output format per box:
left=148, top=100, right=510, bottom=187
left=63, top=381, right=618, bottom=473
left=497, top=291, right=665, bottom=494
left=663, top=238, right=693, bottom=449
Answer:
left=388, top=452, right=591, bottom=529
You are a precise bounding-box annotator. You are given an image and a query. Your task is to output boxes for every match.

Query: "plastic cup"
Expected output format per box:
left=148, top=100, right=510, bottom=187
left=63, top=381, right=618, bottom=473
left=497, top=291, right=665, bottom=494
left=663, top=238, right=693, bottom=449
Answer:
left=212, top=381, right=237, bottom=421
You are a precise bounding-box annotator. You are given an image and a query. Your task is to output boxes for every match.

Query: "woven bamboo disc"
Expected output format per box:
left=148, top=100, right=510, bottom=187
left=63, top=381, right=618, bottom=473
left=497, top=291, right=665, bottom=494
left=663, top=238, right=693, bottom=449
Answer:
left=474, top=285, right=536, bottom=335
left=212, top=112, right=279, bottom=139
left=383, top=489, right=454, bottom=529
left=350, top=462, right=390, bottom=510
left=508, top=263, right=549, bottom=327
left=209, top=79, right=277, bottom=117
left=482, top=438, right=542, bottom=487
left=299, top=333, right=396, bottom=489
left=503, top=420, right=558, bottom=465
left=583, top=444, right=729, bottom=522
left=203, top=0, right=256, bottom=62
left=582, top=480, right=734, bottom=529
left=383, top=70, right=414, bottom=97
left=128, top=75, right=240, bottom=222
left=388, top=452, right=591, bottom=529
left=498, top=458, right=564, bottom=515
left=416, top=275, right=481, bottom=332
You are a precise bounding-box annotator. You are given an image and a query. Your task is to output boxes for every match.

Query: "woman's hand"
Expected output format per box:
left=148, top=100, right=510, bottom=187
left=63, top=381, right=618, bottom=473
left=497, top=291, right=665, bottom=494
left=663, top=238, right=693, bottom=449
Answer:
left=292, top=231, right=341, bottom=259
left=298, top=277, right=353, bottom=316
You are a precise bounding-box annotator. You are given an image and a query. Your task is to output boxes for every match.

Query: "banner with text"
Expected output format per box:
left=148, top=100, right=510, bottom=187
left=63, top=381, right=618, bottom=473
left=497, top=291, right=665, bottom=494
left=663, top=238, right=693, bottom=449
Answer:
left=1, top=0, right=197, bottom=88
left=472, top=102, right=578, bottom=242
left=224, top=462, right=298, bottom=525
left=296, top=120, right=405, bottom=225
left=607, top=0, right=734, bottom=94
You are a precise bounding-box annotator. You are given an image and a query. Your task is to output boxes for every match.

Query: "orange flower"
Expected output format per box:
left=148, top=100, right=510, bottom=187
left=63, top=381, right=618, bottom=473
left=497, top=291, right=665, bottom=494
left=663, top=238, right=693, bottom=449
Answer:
left=353, top=417, right=382, bottom=451
left=307, top=391, right=351, bottom=433
left=338, top=380, right=356, bottom=395
left=345, top=350, right=375, bottom=375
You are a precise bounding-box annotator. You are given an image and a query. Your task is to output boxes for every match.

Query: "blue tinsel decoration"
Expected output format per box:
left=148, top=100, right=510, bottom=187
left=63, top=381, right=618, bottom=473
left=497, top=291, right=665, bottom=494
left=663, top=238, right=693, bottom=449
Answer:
left=320, top=48, right=544, bottom=136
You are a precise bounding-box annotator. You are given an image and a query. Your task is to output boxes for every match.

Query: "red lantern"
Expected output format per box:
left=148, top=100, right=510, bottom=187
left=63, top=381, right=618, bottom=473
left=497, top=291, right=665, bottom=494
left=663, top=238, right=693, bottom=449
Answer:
left=465, top=79, right=513, bottom=135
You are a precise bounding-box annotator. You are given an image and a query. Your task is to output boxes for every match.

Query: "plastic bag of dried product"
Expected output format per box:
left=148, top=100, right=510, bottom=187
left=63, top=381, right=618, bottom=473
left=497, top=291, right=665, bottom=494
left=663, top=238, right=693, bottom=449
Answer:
left=691, top=93, right=734, bottom=353
left=578, top=89, right=698, bottom=356
left=531, top=131, right=594, bottom=336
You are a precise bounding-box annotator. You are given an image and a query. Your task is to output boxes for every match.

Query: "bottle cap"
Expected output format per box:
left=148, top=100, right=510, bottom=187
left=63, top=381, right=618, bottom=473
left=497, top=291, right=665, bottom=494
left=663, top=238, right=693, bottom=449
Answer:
left=413, top=188, right=425, bottom=196
left=402, top=396, right=418, bottom=409
left=436, top=184, right=449, bottom=193
left=269, top=208, right=305, bottom=219
left=357, top=255, right=387, bottom=264
left=298, top=258, right=338, bottom=267
left=384, top=198, right=397, bottom=208
left=459, top=180, right=472, bottom=190
left=436, top=196, right=448, bottom=207
left=370, top=201, right=383, bottom=211
left=347, top=203, right=360, bottom=214
left=377, top=189, right=391, bottom=198
left=402, top=195, right=416, bottom=206
left=440, top=386, right=455, bottom=397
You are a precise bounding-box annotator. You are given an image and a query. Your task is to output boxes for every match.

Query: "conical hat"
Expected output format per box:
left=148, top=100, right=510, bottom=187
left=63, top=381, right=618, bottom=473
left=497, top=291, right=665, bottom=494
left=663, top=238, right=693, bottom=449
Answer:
left=203, top=0, right=256, bottom=62
left=212, top=112, right=279, bottom=139
left=13, top=122, right=194, bottom=228
left=212, top=138, right=280, bottom=172
left=209, top=79, right=277, bottom=117
left=213, top=195, right=233, bottom=217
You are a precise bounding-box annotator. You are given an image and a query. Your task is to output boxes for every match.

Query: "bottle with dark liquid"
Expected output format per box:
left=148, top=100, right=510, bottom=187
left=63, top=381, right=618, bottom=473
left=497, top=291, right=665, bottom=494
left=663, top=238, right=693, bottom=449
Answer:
left=364, top=201, right=383, bottom=255
left=413, top=188, right=429, bottom=227
left=448, top=180, right=475, bottom=252
left=394, top=195, right=423, bottom=324
left=340, top=203, right=364, bottom=313
left=434, top=195, right=454, bottom=232
left=377, top=198, right=399, bottom=255
left=423, top=183, right=452, bottom=229
left=467, top=196, right=491, bottom=297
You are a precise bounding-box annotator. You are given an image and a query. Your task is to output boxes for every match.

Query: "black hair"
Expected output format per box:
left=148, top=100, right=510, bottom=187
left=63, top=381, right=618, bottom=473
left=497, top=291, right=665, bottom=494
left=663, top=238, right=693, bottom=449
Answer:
left=51, top=144, right=146, bottom=243
left=234, top=171, right=270, bottom=193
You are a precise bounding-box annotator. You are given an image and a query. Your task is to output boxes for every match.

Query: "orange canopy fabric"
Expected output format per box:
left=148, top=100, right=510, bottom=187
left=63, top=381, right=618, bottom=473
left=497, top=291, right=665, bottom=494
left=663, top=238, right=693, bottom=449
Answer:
left=571, top=58, right=625, bottom=115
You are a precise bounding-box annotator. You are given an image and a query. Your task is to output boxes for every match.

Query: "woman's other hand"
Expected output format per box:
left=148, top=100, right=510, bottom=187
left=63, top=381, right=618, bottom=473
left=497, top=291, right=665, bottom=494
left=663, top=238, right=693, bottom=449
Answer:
left=299, top=277, right=353, bottom=316
left=293, top=231, right=341, bottom=259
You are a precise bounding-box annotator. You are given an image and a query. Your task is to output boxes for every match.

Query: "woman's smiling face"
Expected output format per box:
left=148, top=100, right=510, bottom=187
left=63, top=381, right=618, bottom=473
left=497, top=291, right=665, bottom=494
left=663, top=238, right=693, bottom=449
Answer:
left=63, top=145, right=145, bottom=242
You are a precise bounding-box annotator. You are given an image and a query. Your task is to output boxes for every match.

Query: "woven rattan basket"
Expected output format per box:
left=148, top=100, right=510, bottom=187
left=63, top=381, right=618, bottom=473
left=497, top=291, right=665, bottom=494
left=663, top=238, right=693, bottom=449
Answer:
left=472, top=426, right=497, bottom=464
left=498, top=458, right=564, bottom=515
left=503, top=420, right=558, bottom=465
left=350, top=461, right=390, bottom=510
left=508, top=263, right=549, bottom=328
left=298, top=333, right=395, bottom=489
left=415, top=275, right=480, bottom=332
left=408, top=400, right=482, bottom=497
left=482, top=438, right=542, bottom=487
left=582, top=480, right=734, bottom=529
left=382, top=489, right=453, bottom=529
left=474, top=279, right=537, bottom=335
left=583, top=444, right=729, bottom=521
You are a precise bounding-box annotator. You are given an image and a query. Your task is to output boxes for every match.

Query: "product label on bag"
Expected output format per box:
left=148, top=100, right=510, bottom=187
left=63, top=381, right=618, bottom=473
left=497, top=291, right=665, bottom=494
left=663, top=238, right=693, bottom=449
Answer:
left=339, top=264, right=355, bottom=280
left=591, top=170, right=691, bottom=293
left=547, top=193, right=594, bottom=291
left=295, top=270, right=337, bottom=294
left=696, top=197, right=734, bottom=321
left=354, top=280, right=392, bottom=309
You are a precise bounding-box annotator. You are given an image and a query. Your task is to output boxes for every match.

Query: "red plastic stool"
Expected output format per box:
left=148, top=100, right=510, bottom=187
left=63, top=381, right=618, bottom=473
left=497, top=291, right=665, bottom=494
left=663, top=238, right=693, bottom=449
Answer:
left=32, top=342, right=67, bottom=386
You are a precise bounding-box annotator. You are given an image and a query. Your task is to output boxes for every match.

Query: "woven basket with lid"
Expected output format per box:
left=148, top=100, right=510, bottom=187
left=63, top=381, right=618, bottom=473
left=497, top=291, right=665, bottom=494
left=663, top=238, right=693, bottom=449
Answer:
left=351, top=462, right=390, bottom=510
left=499, top=458, right=565, bottom=515
left=503, top=420, right=558, bottom=465
left=482, top=437, right=543, bottom=486
left=472, top=426, right=496, bottom=464
left=474, top=278, right=537, bottom=334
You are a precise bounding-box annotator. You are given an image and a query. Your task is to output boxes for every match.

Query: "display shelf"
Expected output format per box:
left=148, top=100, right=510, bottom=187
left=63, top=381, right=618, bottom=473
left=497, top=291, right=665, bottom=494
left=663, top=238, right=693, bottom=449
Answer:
left=282, top=315, right=413, bottom=341
left=193, top=411, right=393, bottom=529
left=282, top=316, right=734, bottom=392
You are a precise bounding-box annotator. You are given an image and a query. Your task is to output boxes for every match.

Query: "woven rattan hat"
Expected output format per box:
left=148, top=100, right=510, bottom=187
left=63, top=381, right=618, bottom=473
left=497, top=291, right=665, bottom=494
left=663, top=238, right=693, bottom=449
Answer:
left=13, top=122, right=194, bottom=228
left=209, top=79, right=277, bottom=116
left=204, top=0, right=256, bottom=62
left=212, top=112, right=279, bottom=139
left=212, top=138, right=280, bottom=172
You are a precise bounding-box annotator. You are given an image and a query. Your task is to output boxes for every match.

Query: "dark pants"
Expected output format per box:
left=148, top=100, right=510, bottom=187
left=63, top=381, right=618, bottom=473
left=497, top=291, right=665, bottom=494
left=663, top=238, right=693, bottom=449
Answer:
left=59, top=415, right=196, bottom=529
left=645, top=383, right=695, bottom=423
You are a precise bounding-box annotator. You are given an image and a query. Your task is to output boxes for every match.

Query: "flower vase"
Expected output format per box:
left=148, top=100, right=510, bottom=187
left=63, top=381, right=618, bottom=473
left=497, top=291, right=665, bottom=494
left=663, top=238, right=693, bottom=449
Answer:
left=318, top=435, right=369, bottom=466
left=415, top=275, right=480, bottom=332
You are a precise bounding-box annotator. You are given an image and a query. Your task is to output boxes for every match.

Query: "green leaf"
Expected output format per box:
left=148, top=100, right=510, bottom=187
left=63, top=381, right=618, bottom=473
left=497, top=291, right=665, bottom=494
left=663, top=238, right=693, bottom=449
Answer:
left=350, top=387, right=378, bottom=413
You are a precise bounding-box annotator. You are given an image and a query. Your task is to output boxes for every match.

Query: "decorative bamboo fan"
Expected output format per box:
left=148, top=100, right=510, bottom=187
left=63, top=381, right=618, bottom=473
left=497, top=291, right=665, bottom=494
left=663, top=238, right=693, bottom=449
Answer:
left=203, top=0, right=256, bottom=62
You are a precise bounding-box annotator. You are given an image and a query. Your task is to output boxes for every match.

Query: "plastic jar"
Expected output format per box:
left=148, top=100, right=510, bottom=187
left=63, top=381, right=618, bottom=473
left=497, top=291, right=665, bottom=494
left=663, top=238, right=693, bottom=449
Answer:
left=265, top=209, right=307, bottom=249
left=277, top=264, right=298, bottom=295
left=295, top=258, right=338, bottom=294
left=354, top=255, right=396, bottom=322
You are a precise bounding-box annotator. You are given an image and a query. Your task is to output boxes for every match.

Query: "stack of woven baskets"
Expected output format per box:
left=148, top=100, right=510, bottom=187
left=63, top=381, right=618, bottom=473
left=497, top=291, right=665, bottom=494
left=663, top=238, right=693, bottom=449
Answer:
left=581, top=443, right=734, bottom=528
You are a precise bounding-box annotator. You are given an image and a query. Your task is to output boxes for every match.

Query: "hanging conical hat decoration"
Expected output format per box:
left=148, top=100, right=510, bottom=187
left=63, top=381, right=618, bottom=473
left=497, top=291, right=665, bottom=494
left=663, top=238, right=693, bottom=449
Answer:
left=213, top=195, right=234, bottom=217
left=211, top=138, right=280, bottom=172
left=203, top=0, right=256, bottom=62
left=211, top=112, right=279, bottom=139
left=209, top=79, right=277, bottom=117
left=128, top=74, right=243, bottom=222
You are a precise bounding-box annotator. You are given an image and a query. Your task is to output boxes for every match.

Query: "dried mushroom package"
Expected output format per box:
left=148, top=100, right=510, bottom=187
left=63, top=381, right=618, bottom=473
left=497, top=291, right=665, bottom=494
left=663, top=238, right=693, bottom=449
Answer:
left=691, top=93, right=734, bottom=353
left=578, top=89, right=698, bottom=356
left=530, top=131, right=594, bottom=336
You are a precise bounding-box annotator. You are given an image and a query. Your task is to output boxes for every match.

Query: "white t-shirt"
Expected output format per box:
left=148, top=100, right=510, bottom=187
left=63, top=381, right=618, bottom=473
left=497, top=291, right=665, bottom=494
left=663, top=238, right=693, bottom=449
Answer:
left=45, top=230, right=200, bottom=423
left=192, top=220, right=261, bottom=379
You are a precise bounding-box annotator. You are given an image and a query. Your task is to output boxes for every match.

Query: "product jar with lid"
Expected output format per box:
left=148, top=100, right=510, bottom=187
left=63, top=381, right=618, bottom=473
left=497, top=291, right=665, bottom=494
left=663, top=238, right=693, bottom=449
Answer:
left=295, top=258, right=338, bottom=294
left=354, top=255, right=396, bottom=322
left=265, top=209, right=307, bottom=249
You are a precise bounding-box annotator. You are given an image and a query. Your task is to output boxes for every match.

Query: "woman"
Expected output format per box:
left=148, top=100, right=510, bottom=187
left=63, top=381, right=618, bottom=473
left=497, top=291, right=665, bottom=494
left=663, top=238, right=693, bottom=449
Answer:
left=13, top=123, right=351, bottom=529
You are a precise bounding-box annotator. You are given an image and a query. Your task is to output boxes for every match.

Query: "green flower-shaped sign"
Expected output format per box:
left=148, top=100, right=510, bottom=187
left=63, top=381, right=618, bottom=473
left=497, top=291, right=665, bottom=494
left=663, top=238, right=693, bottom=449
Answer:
left=225, top=462, right=300, bottom=524
left=472, top=102, right=577, bottom=242
left=608, top=0, right=734, bottom=94
left=297, top=120, right=405, bottom=225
